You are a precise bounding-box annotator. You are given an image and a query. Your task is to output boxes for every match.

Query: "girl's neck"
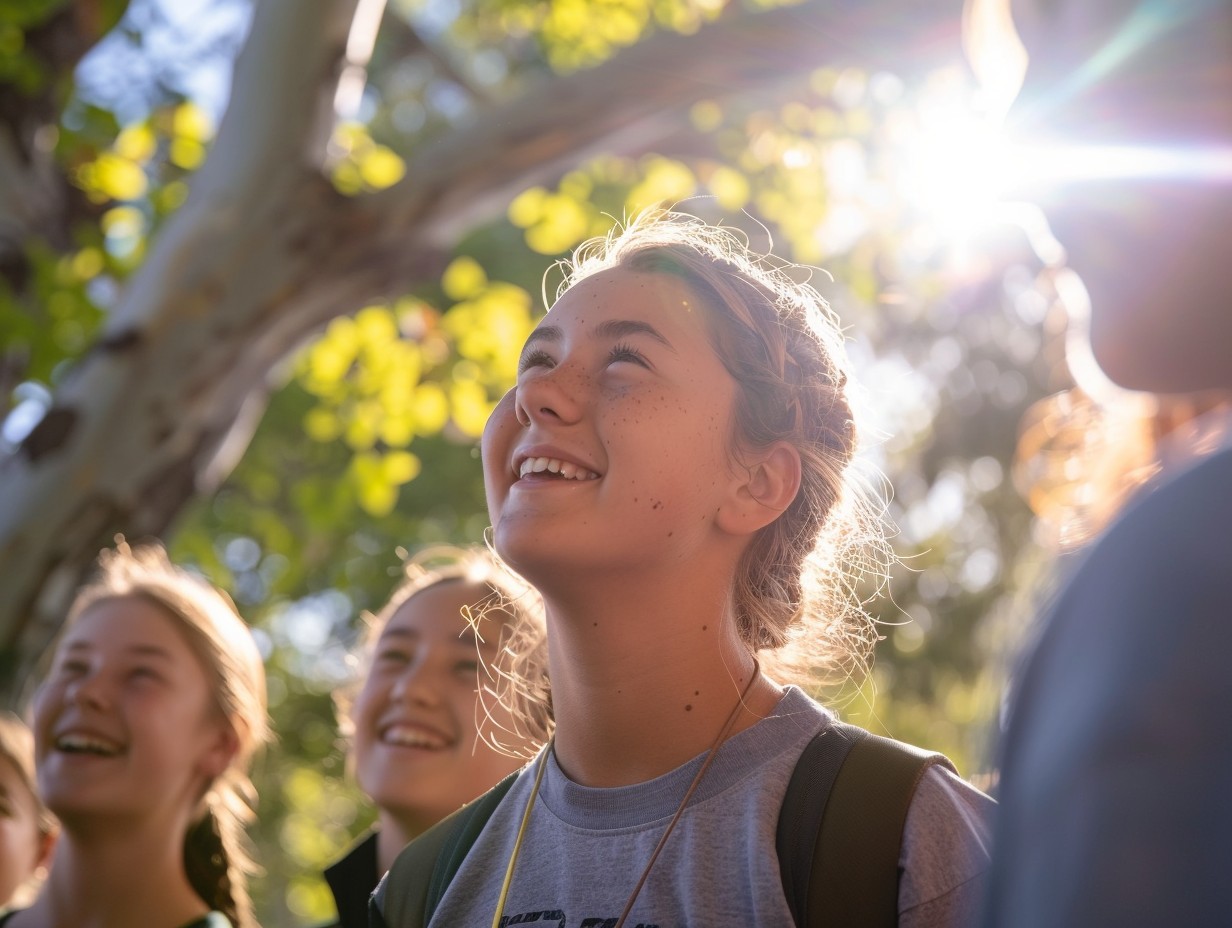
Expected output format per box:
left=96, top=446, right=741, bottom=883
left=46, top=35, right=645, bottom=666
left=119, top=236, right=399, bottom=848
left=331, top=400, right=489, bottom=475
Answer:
left=376, top=811, right=422, bottom=874
left=541, top=572, right=783, bottom=788
left=13, top=824, right=209, bottom=928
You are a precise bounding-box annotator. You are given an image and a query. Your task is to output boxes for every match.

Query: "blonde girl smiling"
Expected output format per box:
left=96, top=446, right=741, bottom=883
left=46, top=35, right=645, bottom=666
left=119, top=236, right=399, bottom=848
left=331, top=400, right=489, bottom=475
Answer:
left=4, top=541, right=268, bottom=928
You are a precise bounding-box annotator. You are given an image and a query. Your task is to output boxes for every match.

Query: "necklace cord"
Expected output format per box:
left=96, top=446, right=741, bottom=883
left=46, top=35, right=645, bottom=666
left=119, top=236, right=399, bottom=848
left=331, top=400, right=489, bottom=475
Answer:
left=612, top=663, right=759, bottom=928
left=491, top=660, right=761, bottom=928
left=490, top=742, right=551, bottom=928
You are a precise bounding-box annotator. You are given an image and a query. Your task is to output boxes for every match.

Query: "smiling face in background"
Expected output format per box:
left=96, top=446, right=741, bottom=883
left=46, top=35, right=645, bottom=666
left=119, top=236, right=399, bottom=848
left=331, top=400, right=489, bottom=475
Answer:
left=0, top=754, right=45, bottom=908
left=349, top=579, right=525, bottom=834
left=482, top=267, right=740, bottom=589
left=32, top=596, right=233, bottom=829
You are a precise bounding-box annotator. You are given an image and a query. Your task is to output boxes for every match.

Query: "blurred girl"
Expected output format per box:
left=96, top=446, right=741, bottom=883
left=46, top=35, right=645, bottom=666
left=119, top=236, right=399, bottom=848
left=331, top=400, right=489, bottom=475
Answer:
left=376, top=209, right=995, bottom=927
left=324, top=546, right=549, bottom=927
left=0, top=715, right=55, bottom=913
left=3, top=541, right=268, bottom=928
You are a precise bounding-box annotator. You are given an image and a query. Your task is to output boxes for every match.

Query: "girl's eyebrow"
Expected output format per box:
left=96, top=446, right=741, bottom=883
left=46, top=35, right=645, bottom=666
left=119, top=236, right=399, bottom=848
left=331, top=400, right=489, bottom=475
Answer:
left=60, top=641, right=173, bottom=661
left=378, top=628, right=420, bottom=644
left=522, top=320, right=676, bottom=352
left=594, top=318, right=676, bottom=352
left=521, top=325, right=562, bottom=352
left=128, top=644, right=174, bottom=662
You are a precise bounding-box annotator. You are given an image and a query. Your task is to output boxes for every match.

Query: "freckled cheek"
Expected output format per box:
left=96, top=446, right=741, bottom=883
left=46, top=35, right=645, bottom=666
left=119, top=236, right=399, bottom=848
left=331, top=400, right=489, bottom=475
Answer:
left=481, top=418, right=516, bottom=496
left=483, top=396, right=519, bottom=451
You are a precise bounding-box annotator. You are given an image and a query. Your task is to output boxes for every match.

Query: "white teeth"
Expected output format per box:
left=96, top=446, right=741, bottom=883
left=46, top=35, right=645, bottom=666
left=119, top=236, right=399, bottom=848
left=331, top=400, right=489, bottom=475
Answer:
left=382, top=725, right=448, bottom=750
left=56, top=733, right=123, bottom=756
left=517, top=457, right=599, bottom=481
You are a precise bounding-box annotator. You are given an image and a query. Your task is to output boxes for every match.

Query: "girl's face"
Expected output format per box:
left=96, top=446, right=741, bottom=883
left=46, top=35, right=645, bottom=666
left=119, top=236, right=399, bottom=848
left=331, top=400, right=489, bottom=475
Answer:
left=0, top=756, right=44, bottom=907
left=483, top=267, right=740, bottom=583
left=33, top=596, right=234, bottom=827
left=349, top=580, right=524, bottom=832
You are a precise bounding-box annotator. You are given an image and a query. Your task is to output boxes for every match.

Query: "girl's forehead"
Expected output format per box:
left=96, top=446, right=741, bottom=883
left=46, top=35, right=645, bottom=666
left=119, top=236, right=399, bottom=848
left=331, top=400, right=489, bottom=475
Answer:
left=554, top=267, right=699, bottom=314
left=63, top=595, right=190, bottom=655
left=541, top=268, right=713, bottom=345
left=386, top=580, right=508, bottom=642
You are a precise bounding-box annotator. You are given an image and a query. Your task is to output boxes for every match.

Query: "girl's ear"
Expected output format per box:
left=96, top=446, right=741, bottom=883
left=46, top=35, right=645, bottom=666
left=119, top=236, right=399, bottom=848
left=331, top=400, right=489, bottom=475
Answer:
left=197, top=720, right=241, bottom=781
left=35, top=823, right=57, bottom=874
left=718, top=442, right=802, bottom=536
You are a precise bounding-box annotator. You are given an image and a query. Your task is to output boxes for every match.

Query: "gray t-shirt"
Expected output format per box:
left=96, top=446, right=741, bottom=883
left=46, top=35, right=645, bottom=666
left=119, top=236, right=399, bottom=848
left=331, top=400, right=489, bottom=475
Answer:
left=428, top=687, right=993, bottom=927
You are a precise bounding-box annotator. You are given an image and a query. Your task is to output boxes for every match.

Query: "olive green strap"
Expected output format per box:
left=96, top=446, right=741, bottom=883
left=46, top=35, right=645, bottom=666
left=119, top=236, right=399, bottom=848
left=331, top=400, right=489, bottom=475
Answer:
left=372, top=771, right=518, bottom=927
left=807, top=729, right=955, bottom=927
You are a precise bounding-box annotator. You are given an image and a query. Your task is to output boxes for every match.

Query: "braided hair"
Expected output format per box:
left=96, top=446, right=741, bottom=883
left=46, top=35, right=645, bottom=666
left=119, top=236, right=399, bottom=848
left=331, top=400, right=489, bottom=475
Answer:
left=555, top=209, right=892, bottom=687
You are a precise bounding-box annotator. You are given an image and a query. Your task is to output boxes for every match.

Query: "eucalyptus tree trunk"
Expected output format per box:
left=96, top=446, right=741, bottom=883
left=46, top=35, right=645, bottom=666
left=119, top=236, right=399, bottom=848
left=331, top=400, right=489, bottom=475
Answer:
left=0, top=0, right=958, bottom=702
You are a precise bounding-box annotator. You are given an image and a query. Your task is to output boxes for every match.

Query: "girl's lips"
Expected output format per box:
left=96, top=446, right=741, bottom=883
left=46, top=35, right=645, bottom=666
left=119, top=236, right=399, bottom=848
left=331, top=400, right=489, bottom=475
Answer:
left=512, top=447, right=602, bottom=482
left=378, top=721, right=452, bottom=751
left=52, top=728, right=126, bottom=757
left=517, top=456, right=600, bottom=481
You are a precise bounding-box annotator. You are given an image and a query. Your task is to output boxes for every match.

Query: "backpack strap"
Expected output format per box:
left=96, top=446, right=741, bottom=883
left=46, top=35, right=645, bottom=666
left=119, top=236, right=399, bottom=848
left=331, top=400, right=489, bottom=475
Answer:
left=776, top=723, right=863, bottom=922
left=371, top=769, right=519, bottom=928
left=778, top=720, right=956, bottom=928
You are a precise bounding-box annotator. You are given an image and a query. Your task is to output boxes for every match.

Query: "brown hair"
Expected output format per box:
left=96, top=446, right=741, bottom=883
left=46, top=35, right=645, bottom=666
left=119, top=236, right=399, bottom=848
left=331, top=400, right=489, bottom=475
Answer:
left=62, top=540, right=269, bottom=928
left=545, top=208, right=891, bottom=687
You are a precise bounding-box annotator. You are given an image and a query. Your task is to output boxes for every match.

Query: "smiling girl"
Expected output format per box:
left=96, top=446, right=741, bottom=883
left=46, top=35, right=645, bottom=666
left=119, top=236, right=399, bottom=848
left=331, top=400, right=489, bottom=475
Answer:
left=0, top=715, right=55, bottom=914
left=324, top=546, right=549, bottom=927
left=3, top=541, right=268, bottom=928
left=375, top=210, right=994, bottom=927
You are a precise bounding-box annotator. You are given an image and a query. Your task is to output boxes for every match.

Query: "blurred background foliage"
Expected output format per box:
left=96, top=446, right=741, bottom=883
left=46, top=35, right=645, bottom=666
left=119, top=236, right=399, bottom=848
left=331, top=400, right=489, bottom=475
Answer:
left=2, top=0, right=1075, bottom=922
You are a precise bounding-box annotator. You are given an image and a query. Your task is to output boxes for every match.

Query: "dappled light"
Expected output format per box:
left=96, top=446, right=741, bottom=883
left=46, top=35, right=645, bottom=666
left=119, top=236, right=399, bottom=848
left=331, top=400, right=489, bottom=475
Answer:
left=2, top=0, right=1219, bottom=922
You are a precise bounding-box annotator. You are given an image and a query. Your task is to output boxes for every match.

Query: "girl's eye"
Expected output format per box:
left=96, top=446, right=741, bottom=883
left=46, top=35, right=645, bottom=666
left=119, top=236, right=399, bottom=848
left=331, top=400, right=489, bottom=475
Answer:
left=454, top=659, right=480, bottom=677
left=518, top=348, right=555, bottom=374
left=608, top=342, right=650, bottom=368
left=56, top=658, right=89, bottom=678
left=376, top=648, right=412, bottom=667
left=128, top=666, right=163, bottom=683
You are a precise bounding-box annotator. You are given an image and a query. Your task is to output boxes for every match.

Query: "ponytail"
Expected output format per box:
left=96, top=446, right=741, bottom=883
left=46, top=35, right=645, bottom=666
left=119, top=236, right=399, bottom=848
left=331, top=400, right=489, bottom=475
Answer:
left=184, top=769, right=261, bottom=928
left=59, top=540, right=270, bottom=926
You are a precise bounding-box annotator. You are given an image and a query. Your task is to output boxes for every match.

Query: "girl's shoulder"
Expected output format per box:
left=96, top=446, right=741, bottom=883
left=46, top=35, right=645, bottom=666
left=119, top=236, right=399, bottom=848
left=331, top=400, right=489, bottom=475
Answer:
left=898, top=764, right=996, bottom=923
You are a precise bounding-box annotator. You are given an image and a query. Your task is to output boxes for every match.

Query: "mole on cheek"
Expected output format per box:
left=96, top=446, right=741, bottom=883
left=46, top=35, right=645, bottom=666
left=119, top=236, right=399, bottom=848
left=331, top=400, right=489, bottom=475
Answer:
left=685, top=704, right=693, bottom=712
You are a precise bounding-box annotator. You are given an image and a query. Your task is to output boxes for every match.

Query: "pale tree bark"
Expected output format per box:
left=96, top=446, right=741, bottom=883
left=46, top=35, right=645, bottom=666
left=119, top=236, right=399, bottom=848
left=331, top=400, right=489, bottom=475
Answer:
left=0, top=0, right=960, bottom=700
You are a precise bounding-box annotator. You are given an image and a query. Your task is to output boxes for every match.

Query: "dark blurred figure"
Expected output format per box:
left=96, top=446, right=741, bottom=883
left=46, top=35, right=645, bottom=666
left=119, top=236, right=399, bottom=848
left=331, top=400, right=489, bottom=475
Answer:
left=980, top=1, right=1232, bottom=926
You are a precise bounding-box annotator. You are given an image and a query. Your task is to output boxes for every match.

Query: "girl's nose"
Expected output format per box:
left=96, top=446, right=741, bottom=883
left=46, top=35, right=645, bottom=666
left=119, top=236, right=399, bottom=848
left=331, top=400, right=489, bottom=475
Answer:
left=68, top=672, right=110, bottom=711
left=390, top=659, right=444, bottom=708
left=515, top=363, right=587, bottom=427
